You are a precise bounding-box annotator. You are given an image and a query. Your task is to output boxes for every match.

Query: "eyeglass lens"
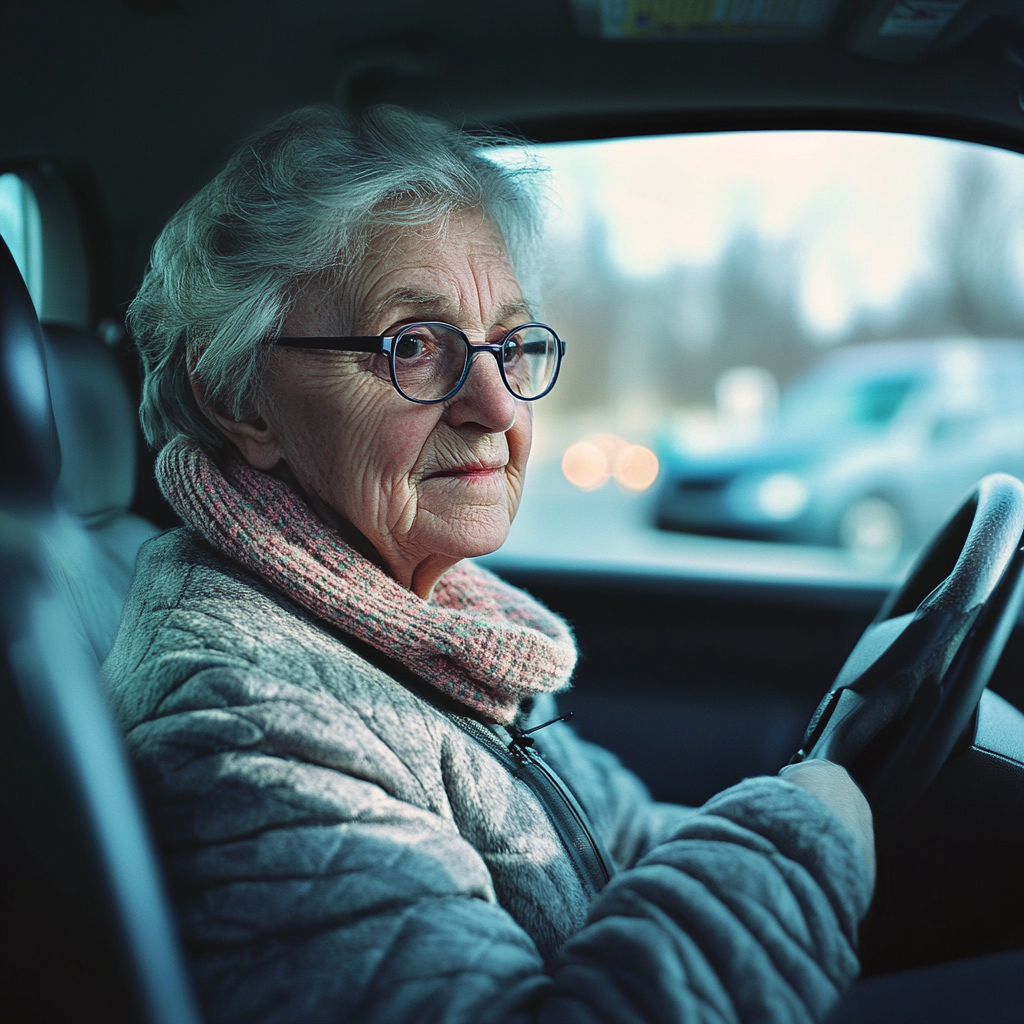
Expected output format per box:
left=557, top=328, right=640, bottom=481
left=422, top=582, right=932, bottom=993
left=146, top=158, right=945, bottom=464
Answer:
left=392, top=324, right=559, bottom=401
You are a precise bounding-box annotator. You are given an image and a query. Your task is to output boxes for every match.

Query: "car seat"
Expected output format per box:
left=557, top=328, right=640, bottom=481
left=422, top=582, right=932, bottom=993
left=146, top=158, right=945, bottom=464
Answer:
left=0, top=233, right=200, bottom=1024
left=40, top=323, right=159, bottom=667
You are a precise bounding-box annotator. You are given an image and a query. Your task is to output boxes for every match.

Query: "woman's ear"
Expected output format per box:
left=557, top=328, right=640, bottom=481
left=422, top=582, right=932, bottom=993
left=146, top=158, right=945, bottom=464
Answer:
left=189, top=373, right=283, bottom=472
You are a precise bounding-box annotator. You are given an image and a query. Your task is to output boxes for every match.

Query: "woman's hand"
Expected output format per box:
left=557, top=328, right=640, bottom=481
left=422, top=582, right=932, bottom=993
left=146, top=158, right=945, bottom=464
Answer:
left=779, top=759, right=876, bottom=889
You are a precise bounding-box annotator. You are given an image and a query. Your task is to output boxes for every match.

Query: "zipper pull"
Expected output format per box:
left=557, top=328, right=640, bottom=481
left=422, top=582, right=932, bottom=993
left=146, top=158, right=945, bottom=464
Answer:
left=507, top=712, right=573, bottom=762
left=506, top=728, right=534, bottom=763
left=521, top=712, right=573, bottom=736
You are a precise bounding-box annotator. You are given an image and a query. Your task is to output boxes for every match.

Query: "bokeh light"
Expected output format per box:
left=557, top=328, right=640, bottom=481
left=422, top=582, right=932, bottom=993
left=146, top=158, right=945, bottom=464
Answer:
left=562, top=441, right=610, bottom=490
left=613, top=445, right=659, bottom=491
left=562, top=435, right=659, bottom=492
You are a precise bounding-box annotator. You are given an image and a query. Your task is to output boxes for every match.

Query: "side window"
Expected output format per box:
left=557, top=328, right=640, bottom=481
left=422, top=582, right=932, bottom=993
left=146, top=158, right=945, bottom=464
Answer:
left=0, top=172, right=44, bottom=311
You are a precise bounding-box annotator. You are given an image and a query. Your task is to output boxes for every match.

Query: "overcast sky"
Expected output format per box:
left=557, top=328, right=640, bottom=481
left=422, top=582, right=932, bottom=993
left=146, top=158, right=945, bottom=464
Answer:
left=533, top=131, right=1024, bottom=339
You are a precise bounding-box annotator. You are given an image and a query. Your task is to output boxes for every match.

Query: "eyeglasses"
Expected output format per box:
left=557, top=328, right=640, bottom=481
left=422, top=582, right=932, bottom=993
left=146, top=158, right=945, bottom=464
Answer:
left=275, top=321, right=565, bottom=404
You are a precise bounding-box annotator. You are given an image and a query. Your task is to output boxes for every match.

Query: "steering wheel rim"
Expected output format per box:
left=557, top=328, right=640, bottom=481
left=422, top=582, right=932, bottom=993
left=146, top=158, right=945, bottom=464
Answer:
left=794, top=473, right=1024, bottom=825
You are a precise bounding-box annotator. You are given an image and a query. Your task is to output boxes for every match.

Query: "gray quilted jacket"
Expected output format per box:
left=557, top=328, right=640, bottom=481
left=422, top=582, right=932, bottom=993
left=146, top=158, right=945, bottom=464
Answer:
left=102, top=528, right=872, bottom=1024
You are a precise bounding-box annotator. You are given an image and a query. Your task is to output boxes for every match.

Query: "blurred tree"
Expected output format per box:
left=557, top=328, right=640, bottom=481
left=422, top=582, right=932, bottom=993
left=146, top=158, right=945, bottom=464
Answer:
left=653, top=229, right=814, bottom=407
left=541, top=216, right=818, bottom=415
left=539, top=210, right=626, bottom=416
left=848, top=153, right=1024, bottom=343
left=709, top=229, right=813, bottom=384
left=934, top=153, right=1024, bottom=337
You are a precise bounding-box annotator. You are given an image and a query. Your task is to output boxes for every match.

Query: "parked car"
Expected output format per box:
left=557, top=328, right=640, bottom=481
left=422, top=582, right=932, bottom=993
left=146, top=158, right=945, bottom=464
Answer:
left=655, top=339, right=1024, bottom=562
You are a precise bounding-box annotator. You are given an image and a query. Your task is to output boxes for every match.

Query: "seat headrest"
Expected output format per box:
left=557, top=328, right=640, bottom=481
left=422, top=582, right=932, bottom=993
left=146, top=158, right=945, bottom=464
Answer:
left=42, top=324, right=138, bottom=522
left=0, top=235, right=59, bottom=499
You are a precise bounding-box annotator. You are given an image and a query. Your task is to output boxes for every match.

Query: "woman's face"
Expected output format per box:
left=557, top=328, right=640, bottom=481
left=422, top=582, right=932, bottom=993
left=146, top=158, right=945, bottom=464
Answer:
left=230, top=209, right=533, bottom=598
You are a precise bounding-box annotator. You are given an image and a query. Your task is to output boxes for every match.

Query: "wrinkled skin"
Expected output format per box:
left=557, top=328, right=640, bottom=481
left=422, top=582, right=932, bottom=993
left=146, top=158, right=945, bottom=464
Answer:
left=196, top=209, right=533, bottom=598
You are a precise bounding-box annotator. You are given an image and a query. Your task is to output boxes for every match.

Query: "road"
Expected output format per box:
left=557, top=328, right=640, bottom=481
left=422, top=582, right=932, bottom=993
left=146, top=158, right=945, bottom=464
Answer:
left=481, top=457, right=904, bottom=586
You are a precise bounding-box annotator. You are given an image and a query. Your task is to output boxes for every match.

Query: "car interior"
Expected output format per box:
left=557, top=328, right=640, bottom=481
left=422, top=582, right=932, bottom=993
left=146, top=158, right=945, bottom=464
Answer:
left=4, top=2, right=1024, bottom=1022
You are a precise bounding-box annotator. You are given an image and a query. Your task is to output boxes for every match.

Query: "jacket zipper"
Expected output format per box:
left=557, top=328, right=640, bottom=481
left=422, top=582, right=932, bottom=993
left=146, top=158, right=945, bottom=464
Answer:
left=438, top=710, right=614, bottom=900
left=319, top=623, right=615, bottom=896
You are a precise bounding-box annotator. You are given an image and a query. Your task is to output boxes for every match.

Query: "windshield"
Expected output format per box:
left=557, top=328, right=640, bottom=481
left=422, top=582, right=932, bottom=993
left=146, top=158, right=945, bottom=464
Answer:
left=479, top=131, right=1024, bottom=581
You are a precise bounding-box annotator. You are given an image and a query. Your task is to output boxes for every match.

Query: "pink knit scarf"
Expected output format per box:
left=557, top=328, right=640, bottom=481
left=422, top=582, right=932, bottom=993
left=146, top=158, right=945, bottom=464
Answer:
left=155, top=438, right=577, bottom=724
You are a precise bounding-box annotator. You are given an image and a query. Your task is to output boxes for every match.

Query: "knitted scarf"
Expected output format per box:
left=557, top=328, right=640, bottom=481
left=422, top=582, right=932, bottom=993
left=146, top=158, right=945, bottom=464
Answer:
left=155, top=437, right=577, bottom=724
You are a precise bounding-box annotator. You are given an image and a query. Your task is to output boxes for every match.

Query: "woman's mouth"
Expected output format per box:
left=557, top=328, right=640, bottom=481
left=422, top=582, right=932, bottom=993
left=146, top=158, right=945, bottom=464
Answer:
left=426, top=464, right=506, bottom=480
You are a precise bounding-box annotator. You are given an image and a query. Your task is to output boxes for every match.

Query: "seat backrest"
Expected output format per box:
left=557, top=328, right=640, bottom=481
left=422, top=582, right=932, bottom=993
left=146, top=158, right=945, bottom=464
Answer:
left=0, top=234, right=200, bottom=1024
left=41, top=323, right=159, bottom=666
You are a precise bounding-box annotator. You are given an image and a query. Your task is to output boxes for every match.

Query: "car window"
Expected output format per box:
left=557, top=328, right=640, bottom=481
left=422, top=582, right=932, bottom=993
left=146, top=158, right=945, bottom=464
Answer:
left=781, top=372, right=923, bottom=432
left=0, top=171, right=43, bottom=311
left=481, top=131, right=1024, bottom=581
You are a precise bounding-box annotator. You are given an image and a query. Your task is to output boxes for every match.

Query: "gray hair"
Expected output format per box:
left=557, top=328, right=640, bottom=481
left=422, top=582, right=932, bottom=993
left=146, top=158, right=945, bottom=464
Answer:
left=128, top=104, right=544, bottom=450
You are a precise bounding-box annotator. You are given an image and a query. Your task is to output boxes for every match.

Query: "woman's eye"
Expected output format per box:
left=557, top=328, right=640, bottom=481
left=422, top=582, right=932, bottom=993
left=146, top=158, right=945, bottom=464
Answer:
left=395, top=333, right=430, bottom=360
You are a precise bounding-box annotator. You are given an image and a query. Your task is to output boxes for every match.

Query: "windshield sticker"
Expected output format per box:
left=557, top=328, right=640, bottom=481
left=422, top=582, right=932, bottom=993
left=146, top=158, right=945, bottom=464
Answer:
left=878, top=0, right=970, bottom=38
left=575, top=0, right=841, bottom=38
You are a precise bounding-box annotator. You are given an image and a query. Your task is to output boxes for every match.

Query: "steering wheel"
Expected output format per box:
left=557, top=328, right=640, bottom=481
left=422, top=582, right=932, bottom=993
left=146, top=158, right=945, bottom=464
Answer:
left=792, top=473, right=1024, bottom=826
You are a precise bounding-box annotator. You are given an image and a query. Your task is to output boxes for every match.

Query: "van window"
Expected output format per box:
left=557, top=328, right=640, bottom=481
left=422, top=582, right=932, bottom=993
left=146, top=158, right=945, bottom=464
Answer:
left=780, top=373, right=923, bottom=432
left=481, top=132, right=1024, bottom=580
left=0, top=172, right=43, bottom=311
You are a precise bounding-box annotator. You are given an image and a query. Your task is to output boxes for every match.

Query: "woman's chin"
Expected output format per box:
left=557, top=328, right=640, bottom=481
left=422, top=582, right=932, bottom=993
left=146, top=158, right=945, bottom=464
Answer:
left=427, top=511, right=514, bottom=563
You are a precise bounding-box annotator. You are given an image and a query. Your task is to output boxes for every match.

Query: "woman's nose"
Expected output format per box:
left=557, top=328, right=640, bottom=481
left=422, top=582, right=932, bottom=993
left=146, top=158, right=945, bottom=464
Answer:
left=447, top=350, right=517, bottom=432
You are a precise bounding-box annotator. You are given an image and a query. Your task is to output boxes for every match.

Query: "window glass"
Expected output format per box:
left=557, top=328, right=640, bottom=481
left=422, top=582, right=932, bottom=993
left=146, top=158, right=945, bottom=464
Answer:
left=780, top=373, right=923, bottom=433
left=0, top=172, right=43, bottom=311
left=482, top=132, right=1024, bottom=582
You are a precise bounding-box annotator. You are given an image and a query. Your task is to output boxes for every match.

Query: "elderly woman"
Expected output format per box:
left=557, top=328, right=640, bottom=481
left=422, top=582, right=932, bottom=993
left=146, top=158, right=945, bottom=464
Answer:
left=103, top=105, right=874, bottom=1024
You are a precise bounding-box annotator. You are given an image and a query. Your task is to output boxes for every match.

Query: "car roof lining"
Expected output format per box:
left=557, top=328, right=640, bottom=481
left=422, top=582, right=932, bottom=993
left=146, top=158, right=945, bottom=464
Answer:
left=4, top=5, right=1023, bottom=211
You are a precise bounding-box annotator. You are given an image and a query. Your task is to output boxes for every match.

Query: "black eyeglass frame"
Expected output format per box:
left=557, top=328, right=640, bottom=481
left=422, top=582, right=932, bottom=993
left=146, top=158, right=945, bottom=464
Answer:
left=275, top=321, right=566, bottom=405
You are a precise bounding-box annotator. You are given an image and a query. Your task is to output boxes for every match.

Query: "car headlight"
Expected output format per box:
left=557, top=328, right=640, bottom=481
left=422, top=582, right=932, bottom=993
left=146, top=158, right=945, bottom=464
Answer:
left=755, top=472, right=810, bottom=521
